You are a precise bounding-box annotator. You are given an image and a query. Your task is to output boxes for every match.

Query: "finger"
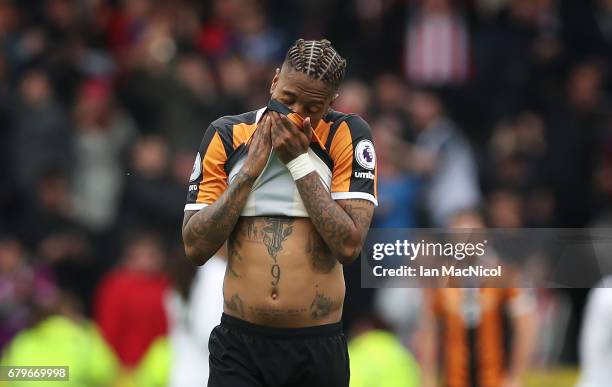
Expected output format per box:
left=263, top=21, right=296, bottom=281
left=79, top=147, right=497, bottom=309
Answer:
left=302, top=117, right=313, bottom=140
left=271, top=111, right=282, bottom=130
left=270, top=113, right=282, bottom=146
left=279, top=114, right=299, bottom=135
left=264, top=115, right=271, bottom=132
left=271, top=112, right=285, bottom=138
left=259, top=116, right=271, bottom=139
left=263, top=116, right=272, bottom=143
left=252, top=115, right=269, bottom=146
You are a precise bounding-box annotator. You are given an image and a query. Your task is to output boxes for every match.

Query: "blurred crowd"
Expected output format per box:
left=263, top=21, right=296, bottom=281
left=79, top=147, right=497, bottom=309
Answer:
left=1, top=0, right=612, bottom=385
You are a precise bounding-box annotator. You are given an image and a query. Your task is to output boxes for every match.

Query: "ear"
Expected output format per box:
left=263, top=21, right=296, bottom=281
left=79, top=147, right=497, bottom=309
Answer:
left=269, top=67, right=281, bottom=94
left=328, top=92, right=339, bottom=107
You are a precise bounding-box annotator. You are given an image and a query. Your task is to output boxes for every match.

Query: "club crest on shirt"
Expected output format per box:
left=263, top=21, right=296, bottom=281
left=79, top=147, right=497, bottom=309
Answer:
left=190, top=152, right=202, bottom=182
left=355, top=140, right=376, bottom=170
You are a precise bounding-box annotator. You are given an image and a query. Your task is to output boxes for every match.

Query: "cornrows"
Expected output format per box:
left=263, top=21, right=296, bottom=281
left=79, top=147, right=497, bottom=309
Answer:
left=284, top=39, right=347, bottom=91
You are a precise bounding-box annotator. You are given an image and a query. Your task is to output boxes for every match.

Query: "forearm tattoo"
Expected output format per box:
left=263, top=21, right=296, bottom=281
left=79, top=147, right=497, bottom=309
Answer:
left=182, top=170, right=255, bottom=263
left=339, top=201, right=373, bottom=245
left=295, top=173, right=373, bottom=261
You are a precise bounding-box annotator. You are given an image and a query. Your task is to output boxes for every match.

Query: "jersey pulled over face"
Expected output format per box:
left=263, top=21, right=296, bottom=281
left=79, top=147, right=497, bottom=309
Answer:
left=185, top=100, right=378, bottom=216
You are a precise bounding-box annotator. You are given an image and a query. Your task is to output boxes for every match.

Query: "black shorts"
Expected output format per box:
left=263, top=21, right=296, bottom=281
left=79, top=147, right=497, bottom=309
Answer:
left=207, top=313, right=350, bottom=387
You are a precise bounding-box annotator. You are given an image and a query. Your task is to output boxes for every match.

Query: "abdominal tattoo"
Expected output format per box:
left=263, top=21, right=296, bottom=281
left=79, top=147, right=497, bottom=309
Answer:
left=249, top=306, right=307, bottom=320
left=224, top=293, right=245, bottom=318
left=306, top=230, right=336, bottom=273
left=262, top=218, right=294, bottom=286
left=227, top=238, right=243, bottom=278
left=310, top=288, right=333, bottom=319
left=233, top=218, right=294, bottom=286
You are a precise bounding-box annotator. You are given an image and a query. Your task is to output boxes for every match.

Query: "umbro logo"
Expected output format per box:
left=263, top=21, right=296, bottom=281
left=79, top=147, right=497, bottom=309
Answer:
left=354, top=171, right=375, bottom=180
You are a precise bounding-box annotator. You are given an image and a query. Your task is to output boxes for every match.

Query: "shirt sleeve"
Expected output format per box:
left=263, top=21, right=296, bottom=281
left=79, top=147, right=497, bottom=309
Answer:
left=329, top=115, right=378, bottom=206
left=184, top=124, right=229, bottom=211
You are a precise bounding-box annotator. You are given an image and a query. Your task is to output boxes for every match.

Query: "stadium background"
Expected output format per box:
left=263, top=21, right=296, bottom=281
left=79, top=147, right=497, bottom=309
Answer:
left=1, top=0, right=611, bottom=385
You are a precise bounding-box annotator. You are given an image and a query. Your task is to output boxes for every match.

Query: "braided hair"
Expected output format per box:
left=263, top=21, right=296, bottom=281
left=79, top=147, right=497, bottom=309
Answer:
left=284, top=39, right=347, bottom=91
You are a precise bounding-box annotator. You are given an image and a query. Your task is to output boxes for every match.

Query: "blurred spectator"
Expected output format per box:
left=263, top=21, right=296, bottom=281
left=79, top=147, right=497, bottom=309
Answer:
left=165, top=248, right=226, bottom=387
left=32, top=199, right=95, bottom=314
left=196, top=0, right=236, bottom=59
left=473, top=0, right=562, bottom=123
left=71, top=77, right=137, bottom=232
left=133, top=335, right=170, bottom=387
left=132, top=247, right=226, bottom=387
left=117, top=58, right=173, bottom=135
left=18, top=168, right=78, bottom=248
left=372, top=114, right=421, bottom=228
left=119, top=56, right=235, bottom=141
left=15, top=165, right=93, bottom=313
left=93, top=232, right=169, bottom=369
left=487, top=112, right=547, bottom=189
left=216, top=54, right=248, bottom=96
left=371, top=74, right=411, bottom=119
left=104, top=0, right=155, bottom=61
left=375, top=285, right=425, bottom=354
left=577, top=275, right=612, bottom=387
left=523, top=186, right=555, bottom=227
left=487, top=189, right=523, bottom=228
left=404, top=0, right=471, bottom=87
left=334, top=79, right=371, bottom=118
left=543, top=60, right=609, bottom=226
left=9, top=69, right=72, bottom=192
left=120, top=135, right=184, bottom=239
left=158, top=54, right=223, bottom=151
left=407, top=89, right=481, bottom=226
left=14, top=167, right=98, bottom=311
left=348, top=314, right=421, bottom=387
left=421, top=287, right=537, bottom=387
left=232, top=0, right=285, bottom=70
left=420, top=211, right=537, bottom=387
left=485, top=111, right=557, bottom=226
left=0, top=236, right=57, bottom=351
left=531, top=288, right=571, bottom=368
left=1, top=291, right=119, bottom=387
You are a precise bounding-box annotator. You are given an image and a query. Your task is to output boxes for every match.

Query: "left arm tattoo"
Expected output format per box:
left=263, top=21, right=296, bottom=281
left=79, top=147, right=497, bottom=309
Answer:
left=295, top=172, right=374, bottom=264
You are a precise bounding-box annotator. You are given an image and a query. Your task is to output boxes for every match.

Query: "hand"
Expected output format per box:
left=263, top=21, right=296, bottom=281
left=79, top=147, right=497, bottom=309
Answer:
left=270, top=111, right=312, bottom=164
left=242, top=115, right=272, bottom=178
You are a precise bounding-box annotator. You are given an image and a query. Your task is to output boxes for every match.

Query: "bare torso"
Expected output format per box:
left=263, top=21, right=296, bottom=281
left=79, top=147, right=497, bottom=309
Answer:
left=223, top=216, right=345, bottom=327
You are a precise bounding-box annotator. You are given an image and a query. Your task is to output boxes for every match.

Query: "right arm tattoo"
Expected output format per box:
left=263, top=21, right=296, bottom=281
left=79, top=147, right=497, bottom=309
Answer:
left=182, top=170, right=256, bottom=265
